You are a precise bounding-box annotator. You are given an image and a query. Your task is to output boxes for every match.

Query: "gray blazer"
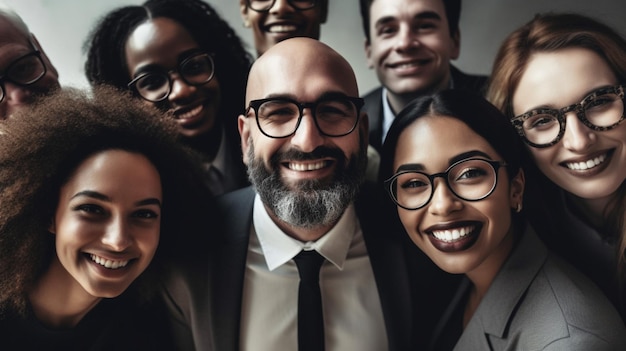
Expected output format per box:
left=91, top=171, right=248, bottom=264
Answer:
left=430, top=225, right=626, bottom=350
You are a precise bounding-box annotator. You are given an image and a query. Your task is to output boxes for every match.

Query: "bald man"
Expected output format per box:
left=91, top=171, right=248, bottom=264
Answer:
left=161, top=37, right=438, bottom=351
left=0, top=5, right=59, bottom=119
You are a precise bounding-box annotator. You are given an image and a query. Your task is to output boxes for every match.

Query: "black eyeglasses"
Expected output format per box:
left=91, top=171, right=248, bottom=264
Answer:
left=385, top=158, right=507, bottom=211
left=245, top=0, right=317, bottom=12
left=511, top=84, right=626, bottom=148
left=127, top=51, right=215, bottom=103
left=0, top=47, right=47, bottom=103
left=245, top=95, right=364, bottom=138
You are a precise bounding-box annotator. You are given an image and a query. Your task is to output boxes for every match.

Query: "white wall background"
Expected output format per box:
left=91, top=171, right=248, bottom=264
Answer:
left=5, top=0, right=626, bottom=95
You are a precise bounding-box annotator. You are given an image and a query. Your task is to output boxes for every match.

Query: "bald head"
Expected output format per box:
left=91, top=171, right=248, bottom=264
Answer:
left=0, top=4, right=29, bottom=37
left=246, top=37, right=359, bottom=104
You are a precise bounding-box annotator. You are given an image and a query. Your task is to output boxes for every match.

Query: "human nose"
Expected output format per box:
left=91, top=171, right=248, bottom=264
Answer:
left=270, top=0, right=294, bottom=14
left=289, top=108, right=325, bottom=152
left=167, top=74, right=196, bottom=103
left=101, top=216, right=132, bottom=251
left=395, top=25, right=419, bottom=52
left=427, top=177, right=462, bottom=216
left=2, top=81, right=33, bottom=114
left=561, top=112, right=595, bottom=152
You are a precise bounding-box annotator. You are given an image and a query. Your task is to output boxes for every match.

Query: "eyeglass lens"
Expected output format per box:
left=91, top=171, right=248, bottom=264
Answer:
left=520, top=89, right=624, bottom=146
left=255, top=98, right=358, bottom=138
left=248, top=0, right=316, bottom=11
left=390, top=159, right=498, bottom=210
left=132, top=53, right=214, bottom=102
left=0, top=52, right=46, bottom=102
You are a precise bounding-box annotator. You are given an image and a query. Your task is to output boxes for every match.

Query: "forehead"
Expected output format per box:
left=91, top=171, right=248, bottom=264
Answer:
left=0, top=17, right=31, bottom=61
left=369, top=0, right=447, bottom=24
left=246, top=51, right=358, bottom=103
left=125, top=17, right=198, bottom=65
left=395, top=116, right=497, bottom=168
left=513, top=48, right=617, bottom=113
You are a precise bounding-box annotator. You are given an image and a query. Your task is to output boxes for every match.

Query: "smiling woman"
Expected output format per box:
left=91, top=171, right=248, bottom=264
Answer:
left=0, top=87, right=213, bottom=350
left=379, top=89, right=626, bottom=350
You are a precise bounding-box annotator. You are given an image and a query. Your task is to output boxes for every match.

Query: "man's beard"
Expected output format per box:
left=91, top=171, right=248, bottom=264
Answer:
left=247, top=138, right=367, bottom=229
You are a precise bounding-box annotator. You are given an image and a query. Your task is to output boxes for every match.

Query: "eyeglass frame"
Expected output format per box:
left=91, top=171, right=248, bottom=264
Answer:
left=245, top=0, right=317, bottom=12
left=0, top=38, right=47, bottom=103
left=127, top=50, right=215, bottom=103
left=245, top=95, right=365, bottom=139
left=511, top=84, right=626, bottom=148
left=384, top=158, right=508, bottom=211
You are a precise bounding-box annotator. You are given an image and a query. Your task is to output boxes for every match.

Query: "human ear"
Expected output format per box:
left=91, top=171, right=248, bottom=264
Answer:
left=509, top=168, right=525, bottom=211
left=240, top=2, right=251, bottom=27
left=238, top=114, right=251, bottom=165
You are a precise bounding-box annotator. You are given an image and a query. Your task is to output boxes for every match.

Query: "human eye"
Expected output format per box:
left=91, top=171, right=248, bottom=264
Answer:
left=317, top=99, right=354, bottom=119
left=456, top=167, right=487, bottom=181
left=7, top=55, right=40, bottom=82
left=376, top=22, right=398, bottom=37
left=136, top=73, right=167, bottom=92
left=182, top=56, right=211, bottom=76
left=132, top=209, right=160, bottom=220
left=74, top=204, right=106, bottom=216
left=414, top=20, right=437, bottom=32
left=258, top=101, right=297, bottom=123
left=585, top=93, right=619, bottom=112
left=523, top=112, right=558, bottom=131
left=398, top=174, right=429, bottom=193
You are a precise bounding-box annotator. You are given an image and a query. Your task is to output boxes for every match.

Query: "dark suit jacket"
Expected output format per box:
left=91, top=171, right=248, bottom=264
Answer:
left=161, top=184, right=454, bottom=351
left=363, top=65, right=488, bottom=152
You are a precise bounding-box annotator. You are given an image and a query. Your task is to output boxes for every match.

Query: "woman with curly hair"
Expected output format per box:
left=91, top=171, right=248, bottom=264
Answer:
left=0, top=87, right=213, bottom=350
left=84, top=0, right=254, bottom=195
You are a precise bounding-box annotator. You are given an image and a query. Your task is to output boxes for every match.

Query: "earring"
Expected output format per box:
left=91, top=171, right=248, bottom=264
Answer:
left=515, top=203, right=523, bottom=213
left=243, top=20, right=251, bottom=27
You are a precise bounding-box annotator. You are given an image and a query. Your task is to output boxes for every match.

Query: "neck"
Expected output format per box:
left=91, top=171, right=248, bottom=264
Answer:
left=463, top=226, right=516, bottom=326
left=565, top=192, right=613, bottom=229
left=28, top=256, right=101, bottom=328
left=265, top=204, right=336, bottom=242
left=184, top=125, right=223, bottom=162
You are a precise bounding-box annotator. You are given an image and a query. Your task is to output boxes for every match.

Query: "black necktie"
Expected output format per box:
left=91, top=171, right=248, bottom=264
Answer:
left=293, top=250, right=325, bottom=351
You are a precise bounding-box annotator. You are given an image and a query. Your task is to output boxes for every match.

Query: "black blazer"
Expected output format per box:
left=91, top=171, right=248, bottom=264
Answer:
left=363, top=65, right=488, bottom=152
left=161, top=184, right=453, bottom=350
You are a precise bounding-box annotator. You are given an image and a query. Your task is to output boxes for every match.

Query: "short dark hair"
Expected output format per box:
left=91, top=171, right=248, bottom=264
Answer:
left=0, top=87, right=213, bottom=314
left=359, top=0, right=461, bottom=42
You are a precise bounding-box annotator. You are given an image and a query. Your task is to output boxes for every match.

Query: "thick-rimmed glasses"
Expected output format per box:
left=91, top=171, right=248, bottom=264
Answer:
left=385, top=158, right=507, bottom=211
left=245, top=0, right=317, bottom=12
left=127, top=51, right=215, bottom=103
left=0, top=47, right=47, bottom=103
left=511, top=84, right=625, bottom=148
left=246, top=95, right=364, bottom=138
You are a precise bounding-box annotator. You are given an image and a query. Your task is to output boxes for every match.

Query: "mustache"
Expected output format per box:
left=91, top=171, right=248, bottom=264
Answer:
left=272, top=146, right=347, bottom=164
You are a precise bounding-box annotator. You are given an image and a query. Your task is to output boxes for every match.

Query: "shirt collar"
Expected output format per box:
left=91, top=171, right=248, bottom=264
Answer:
left=252, top=194, right=357, bottom=271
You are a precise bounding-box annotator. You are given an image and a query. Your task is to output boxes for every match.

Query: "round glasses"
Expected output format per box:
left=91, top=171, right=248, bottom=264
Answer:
left=0, top=50, right=47, bottom=103
left=246, top=95, right=364, bottom=138
left=127, top=52, right=215, bottom=103
left=511, top=84, right=625, bottom=148
left=385, top=158, right=507, bottom=211
left=246, top=0, right=317, bottom=12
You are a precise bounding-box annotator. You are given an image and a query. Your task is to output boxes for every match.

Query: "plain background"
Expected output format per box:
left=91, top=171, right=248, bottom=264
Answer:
left=5, top=0, right=626, bottom=95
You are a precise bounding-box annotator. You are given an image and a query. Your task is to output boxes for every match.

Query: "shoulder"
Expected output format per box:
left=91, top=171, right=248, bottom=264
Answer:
left=504, top=253, right=626, bottom=349
left=450, top=65, right=488, bottom=94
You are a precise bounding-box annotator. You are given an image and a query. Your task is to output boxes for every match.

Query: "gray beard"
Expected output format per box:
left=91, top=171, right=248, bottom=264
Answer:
left=246, top=140, right=367, bottom=229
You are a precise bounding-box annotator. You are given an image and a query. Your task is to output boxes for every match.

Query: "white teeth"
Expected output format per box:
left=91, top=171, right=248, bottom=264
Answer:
left=268, top=24, right=297, bottom=33
left=90, top=254, right=129, bottom=269
left=288, top=161, right=326, bottom=171
left=565, top=154, right=606, bottom=170
left=397, top=62, right=419, bottom=69
left=431, top=226, right=474, bottom=243
left=178, top=105, right=203, bottom=120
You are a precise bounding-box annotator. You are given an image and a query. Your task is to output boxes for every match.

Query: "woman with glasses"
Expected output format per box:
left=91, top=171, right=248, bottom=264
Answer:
left=84, top=0, right=253, bottom=195
left=379, top=90, right=625, bottom=350
left=0, top=87, right=213, bottom=350
left=487, top=13, right=626, bottom=318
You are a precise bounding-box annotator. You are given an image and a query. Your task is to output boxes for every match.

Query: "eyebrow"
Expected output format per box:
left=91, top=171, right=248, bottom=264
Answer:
left=132, top=48, right=204, bottom=77
left=395, top=150, right=493, bottom=173
left=71, top=190, right=162, bottom=208
left=523, top=84, right=617, bottom=112
left=374, top=11, right=442, bottom=30
left=261, top=91, right=353, bottom=102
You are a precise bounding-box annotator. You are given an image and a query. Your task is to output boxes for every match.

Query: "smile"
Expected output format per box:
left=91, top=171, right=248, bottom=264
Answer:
left=287, top=160, right=329, bottom=171
left=90, top=254, right=129, bottom=270
left=431, top=225, right=474, bottom=243
left=564, top=153, right=606, bottom=171
left=176, top=104, right=203, bottom=120
left=266, top=24, right=298, bottom=33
